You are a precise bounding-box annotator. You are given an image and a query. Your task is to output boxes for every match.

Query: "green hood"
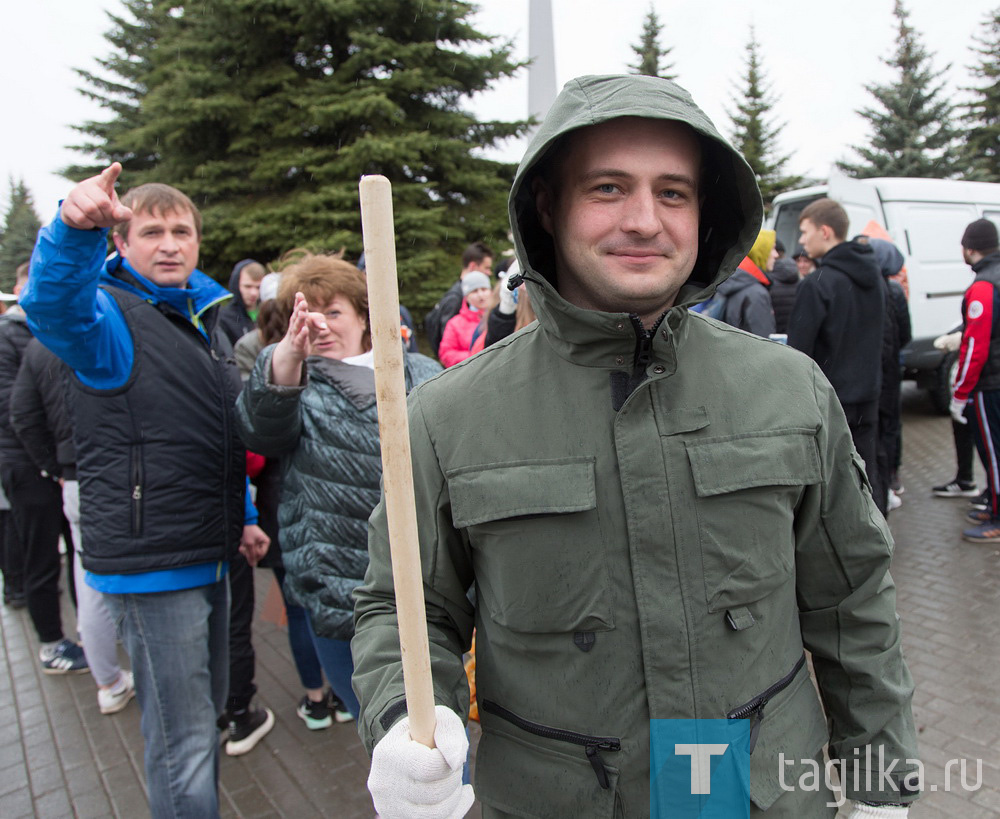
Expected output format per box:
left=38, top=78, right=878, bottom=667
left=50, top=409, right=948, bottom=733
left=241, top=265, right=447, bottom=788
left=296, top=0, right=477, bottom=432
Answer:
left=509, top=74, right=763, bottom=309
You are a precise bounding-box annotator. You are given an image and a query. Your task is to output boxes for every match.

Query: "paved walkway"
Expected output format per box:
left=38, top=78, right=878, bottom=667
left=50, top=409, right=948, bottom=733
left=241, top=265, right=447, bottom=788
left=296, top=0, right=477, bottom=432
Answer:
left=0, top=385, right=998, bottom=817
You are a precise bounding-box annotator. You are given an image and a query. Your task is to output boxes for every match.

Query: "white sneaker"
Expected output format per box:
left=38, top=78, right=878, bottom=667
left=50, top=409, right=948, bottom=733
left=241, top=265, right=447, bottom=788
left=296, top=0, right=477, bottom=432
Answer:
left=98, top=671, right=135, bottom=715
left=887, top=489, right=903, bottom=511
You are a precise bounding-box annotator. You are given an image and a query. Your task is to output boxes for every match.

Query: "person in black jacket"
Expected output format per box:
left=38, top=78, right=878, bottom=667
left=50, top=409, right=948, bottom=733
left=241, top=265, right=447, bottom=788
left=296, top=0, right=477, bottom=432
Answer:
left=870, top=239, right=912, bottom=513
left=788, top=198, right=886, bottom=511
left=0, top=265, right=86, bottom=672
left=11, top=338, right=134, bottom=712
left=769, top=239, right=800, bottom=335
left=217, top=258, right=266, bottom=346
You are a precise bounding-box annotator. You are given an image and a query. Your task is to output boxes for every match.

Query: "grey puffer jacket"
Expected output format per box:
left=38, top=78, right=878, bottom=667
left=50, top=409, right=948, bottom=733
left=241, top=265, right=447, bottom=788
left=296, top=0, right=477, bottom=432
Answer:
left=235, top=344, right=440, bottom=639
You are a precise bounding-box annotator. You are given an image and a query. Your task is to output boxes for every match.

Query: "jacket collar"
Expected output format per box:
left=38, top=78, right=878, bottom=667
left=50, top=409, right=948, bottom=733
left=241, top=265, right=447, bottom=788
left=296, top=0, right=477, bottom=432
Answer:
left=526, top=273, right=682, bottom=375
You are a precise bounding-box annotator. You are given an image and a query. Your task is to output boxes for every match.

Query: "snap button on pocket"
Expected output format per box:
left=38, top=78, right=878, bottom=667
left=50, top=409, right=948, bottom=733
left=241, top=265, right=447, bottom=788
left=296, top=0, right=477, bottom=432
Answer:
left=652, top=364, right=665, bottom=374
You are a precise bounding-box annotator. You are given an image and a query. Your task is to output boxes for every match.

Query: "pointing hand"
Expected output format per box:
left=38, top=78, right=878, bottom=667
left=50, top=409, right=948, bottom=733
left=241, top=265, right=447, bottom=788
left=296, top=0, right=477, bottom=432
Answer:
left=60, top=163, right=133, bottom=231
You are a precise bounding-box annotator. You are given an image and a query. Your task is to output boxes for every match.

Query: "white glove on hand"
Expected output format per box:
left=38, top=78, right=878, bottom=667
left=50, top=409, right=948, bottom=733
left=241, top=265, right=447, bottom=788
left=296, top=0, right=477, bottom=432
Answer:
left=950, top=396, right=969, bottom=425
left=498, top=260, right=520, bottom=315
left=933, top=331, right=962, bottom=352
left=368, top=705, right=474, bottom=819
left=848, top=802, right=909, bottom=818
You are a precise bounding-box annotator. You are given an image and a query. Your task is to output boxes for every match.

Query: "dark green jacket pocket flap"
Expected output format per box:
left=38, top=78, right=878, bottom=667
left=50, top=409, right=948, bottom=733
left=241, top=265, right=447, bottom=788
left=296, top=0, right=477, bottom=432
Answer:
left=686, top=430, right=821, bottom=496
left=448, top=458, right=597, bottom=528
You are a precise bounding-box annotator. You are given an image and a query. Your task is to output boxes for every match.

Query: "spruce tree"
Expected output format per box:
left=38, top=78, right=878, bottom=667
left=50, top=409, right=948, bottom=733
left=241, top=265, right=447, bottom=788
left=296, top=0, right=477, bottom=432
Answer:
left=726, top=27, right=801, bottom=207
left=65, top=0, right=171, bottom=181
left=0, top=178, right=42, bottom=293
left=70, top=0, right=527, bottom=311
left=839, top=0, right=960, bottom=178
left=628, top=7, right=676, bottom=80
left=963, top=6, right=1000, bottom=182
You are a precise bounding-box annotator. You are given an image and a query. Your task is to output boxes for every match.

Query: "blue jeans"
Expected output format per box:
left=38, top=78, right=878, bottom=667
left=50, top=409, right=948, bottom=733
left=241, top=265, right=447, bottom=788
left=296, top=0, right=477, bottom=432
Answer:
left=103, top=580, right=229, bottom=819
left=304, top=611, right=360, bottom=719
left=273, top=568, right=323, bottom=691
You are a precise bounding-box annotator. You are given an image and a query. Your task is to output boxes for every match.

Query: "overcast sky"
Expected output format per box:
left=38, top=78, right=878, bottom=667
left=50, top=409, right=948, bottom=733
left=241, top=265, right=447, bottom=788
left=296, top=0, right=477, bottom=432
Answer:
left=0, top=0, right=993, bottom=224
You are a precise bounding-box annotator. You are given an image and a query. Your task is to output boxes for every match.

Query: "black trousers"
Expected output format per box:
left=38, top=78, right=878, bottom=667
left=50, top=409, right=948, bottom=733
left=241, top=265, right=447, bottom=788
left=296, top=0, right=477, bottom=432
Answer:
left=0, top=509, right=23, bottom=598
left=954, top=414, right=977, bottom=485
left=0, top=463, right=65, bottom=643
left=842, top=399, right=884, bottom=516
left=970, top=390, right=1000, bottom=518
left=877, top=376, right=902, bottom=514
left=227, top=549, right=256, bottom=713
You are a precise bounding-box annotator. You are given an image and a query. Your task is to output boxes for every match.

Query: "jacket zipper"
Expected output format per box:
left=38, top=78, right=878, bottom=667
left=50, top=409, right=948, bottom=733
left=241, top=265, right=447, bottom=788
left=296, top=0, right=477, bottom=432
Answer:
left=726, top=653, right=806, bottom=754
left=210, top=346, right=233, bottom=555
left=481, top=699, right=622, bottom=790
left=130, top=444, right=143, bottom=537
left=629, top=314, right=654, bottom=371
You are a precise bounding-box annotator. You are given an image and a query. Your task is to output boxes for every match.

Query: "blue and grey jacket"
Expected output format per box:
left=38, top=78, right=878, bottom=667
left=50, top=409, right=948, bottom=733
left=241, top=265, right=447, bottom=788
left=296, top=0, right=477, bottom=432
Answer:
left=23, top=215, right=255, bottom=593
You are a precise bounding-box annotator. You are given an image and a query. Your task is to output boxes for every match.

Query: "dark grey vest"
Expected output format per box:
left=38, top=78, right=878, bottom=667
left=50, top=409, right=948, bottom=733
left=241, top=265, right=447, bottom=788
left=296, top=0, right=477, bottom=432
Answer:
left=72, top=285, right=245, bottom=574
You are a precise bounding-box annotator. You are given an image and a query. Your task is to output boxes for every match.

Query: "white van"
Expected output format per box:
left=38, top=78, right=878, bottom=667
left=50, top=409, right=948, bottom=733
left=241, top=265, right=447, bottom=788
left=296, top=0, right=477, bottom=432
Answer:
left=768, top=173, right=1000, bottom=411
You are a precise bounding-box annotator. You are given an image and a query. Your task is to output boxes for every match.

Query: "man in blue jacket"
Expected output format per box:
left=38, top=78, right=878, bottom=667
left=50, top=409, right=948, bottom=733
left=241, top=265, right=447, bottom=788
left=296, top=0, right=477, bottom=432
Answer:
left=23, top=163, right=270, bottom=819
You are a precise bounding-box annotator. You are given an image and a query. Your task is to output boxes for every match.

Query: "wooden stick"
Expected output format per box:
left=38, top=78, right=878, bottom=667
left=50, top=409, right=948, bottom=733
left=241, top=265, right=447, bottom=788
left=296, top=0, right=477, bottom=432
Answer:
left=359, top=175, right=437, bottom=748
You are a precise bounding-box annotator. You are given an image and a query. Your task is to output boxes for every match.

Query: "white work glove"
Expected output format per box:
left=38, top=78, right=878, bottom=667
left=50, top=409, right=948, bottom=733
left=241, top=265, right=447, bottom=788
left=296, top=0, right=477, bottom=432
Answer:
left=498, top=260, right=520, bottom=315
left=933, top=331, right=962, bottom=352
left=368, top=704, right=474, bottom=819
left=848, top=802, right=909, bottom=818
left=950, top=396, right=969, bottom=425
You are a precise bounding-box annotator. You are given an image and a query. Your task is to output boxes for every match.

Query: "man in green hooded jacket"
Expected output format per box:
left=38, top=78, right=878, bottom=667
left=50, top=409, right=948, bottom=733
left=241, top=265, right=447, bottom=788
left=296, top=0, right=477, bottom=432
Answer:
left=352, top=74, right=918, bottom=818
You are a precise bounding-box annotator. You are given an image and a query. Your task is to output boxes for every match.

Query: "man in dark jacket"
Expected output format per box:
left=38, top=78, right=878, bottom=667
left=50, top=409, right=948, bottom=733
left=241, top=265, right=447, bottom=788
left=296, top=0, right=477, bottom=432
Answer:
left=217, top=258, right=266, bottom=346
left=0, top=265, right=85, bottom=673
left=23, top=166, right=270, bottom=818
left=788, top=197, right=886, bottom=508
left=951, top=218, right=1000, bottom=542
left=870, top=239, right=912, bottom=513
left=11, top=338, right=135, bottom=712
left=769, top=240, right=801, bottom=334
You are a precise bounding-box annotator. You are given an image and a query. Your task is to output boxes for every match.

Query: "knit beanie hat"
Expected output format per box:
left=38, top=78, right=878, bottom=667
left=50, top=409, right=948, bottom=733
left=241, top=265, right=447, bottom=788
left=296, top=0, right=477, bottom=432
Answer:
left=747, top=229, right=776, bottom=271
left=461, top=271, right=492, bottom=297
left=962, top=219, right=999, bottom=251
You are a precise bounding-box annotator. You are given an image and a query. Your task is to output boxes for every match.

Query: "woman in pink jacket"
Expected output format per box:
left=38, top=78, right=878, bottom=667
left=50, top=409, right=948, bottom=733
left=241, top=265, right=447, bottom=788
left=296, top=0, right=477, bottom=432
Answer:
left=438, top=272, right=492, bottom=367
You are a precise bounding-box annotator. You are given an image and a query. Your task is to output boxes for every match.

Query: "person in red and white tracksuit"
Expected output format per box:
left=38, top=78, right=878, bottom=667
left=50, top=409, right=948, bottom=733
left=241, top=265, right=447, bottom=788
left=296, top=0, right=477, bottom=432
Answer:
left=951, top=218, right=1000, bottom=542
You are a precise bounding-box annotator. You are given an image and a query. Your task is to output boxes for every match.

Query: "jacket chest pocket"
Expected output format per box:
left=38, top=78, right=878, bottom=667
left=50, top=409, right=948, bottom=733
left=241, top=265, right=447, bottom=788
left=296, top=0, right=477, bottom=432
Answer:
left=448, top=457, right=613, bottom=634
left=685, top=430, right=821, bottom=612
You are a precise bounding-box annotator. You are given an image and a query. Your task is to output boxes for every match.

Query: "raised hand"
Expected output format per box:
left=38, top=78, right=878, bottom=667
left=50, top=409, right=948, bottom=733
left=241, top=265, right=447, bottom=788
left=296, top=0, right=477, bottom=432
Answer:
left=60, top=163, right=133, bottom=231
left=270, top=292, right=328, bottom=386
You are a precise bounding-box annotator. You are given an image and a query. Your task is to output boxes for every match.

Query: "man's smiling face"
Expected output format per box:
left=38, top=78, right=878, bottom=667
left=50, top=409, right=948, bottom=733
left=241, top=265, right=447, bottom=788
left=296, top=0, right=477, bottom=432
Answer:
left=534, top=117, right=702, bottom=326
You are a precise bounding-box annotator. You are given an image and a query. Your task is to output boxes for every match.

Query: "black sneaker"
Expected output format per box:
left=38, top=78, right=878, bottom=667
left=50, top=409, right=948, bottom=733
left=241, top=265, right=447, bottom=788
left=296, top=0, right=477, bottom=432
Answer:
left=39, top=639, right=89, bottom=675
left=970, top=489, right=991, bottom=511
left=932, top=479, right=979, bottom=498
left=225, top=705, right=274, bottom=756
left=297, top=695, right=332, bottom=730
left=327, top=689, right=354, bottom=724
